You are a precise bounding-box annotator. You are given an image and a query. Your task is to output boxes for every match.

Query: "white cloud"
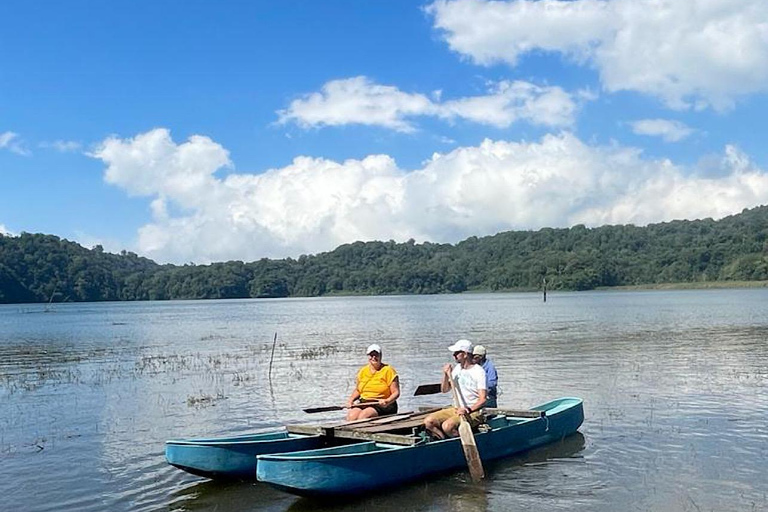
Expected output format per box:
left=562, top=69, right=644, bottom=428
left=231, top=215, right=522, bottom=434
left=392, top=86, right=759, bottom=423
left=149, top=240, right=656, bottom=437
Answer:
left=40, top=140, right=82, bottom=152
left=278, top=76, right=581, bottom=131
left=0, top=224, right=14, bottom=236
left=440, top=80, right=579, bottom=127
left=0, top=131, right=30, bottom=156
left=278, top=77, right=435, bottom=133
left=629, top=119, right=694, bottom=142
left=427, top=0, right=768, bottom=110
left=89, top=128, right=232, bottom=206
left=91, top=128, right=768, bottom=264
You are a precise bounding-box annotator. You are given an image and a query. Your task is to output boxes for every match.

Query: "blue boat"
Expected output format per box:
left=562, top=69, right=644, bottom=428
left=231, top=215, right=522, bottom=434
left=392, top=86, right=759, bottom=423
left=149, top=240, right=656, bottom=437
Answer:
left=164, top=410, right=422, bottom=479
left=165, top=430, right=325, bottom=479
left=256, top=397, right=584, bottom=496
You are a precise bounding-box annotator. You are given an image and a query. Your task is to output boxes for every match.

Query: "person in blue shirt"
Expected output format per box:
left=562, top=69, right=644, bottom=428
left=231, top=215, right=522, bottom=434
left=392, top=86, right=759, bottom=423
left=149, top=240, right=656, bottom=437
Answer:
left=471, top=345, right=498, bottom=408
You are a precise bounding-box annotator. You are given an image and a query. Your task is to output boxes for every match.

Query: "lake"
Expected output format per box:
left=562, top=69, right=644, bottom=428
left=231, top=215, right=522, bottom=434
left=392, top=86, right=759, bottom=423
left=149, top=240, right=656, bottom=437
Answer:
left=1, top=289, right=767, bottom=511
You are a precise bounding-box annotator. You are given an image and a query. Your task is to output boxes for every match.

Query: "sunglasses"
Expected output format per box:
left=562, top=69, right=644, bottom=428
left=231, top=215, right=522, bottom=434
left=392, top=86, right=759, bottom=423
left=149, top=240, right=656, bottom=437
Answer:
left=368, top=352, right=381, bottom=357
left=453, top=351, right=464, bottom=357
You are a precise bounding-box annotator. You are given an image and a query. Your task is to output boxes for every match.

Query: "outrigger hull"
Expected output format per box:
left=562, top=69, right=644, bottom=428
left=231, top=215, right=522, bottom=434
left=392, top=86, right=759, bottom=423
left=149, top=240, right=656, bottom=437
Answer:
left=165, top=431, right=324, bottom=479
left=256, top=397, right=584, bottom=496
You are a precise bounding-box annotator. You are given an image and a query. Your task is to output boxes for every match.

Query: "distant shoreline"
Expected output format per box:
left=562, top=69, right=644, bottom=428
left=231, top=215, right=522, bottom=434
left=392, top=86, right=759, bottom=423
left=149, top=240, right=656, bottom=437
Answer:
left=326, top=280, right=768, bottom=296
left=596, top=280, right=768, bottom=291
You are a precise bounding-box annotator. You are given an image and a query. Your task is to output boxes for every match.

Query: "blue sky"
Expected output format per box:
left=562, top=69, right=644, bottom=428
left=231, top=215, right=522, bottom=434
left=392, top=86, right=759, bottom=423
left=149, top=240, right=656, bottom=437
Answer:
left=2, top=0, right=768, bottom=263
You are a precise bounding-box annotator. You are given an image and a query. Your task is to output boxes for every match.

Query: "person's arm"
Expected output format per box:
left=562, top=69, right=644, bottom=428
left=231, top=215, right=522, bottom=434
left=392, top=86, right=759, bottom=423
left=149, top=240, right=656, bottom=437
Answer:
left=381, top=375, right=400, bottom=406
left=467, top=389, right=487, bottom=414
left=345, top=389, right=361, bottom=408
left=346, top=373, right=361, bottom=408
left=440, top=363, right=453, bottom=393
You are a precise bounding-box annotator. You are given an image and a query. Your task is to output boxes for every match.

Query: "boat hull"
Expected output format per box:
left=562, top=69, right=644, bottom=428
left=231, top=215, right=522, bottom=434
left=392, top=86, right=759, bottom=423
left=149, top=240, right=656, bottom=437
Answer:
left=256, top=397, right=584, bottom=496
left=165, top=431, right=324, bottom=479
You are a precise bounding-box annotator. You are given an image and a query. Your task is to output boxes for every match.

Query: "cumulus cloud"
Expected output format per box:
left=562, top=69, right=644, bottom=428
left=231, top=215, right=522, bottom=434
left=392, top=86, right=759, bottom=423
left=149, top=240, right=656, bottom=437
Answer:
left=0, top=224, right=13, bottom=236
left=427, top=0, right=768, bottom=110
left=278, top=76, right=581, bottom=131
left=90, top=128, right=768, bottom=264
left=0, top=131, right=30, bottom=156
left=629, top=119, right=694, bottom=142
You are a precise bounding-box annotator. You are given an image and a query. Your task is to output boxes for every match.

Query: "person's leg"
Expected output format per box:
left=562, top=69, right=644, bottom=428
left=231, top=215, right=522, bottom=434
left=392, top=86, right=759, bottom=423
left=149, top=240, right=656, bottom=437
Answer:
left=357, top=406, right=379, bottom=419
left=346, top=407, right=362, bottom=421
left=441, top=416, right=461, bottom=438
left=424, top=408, right=452, bottom=439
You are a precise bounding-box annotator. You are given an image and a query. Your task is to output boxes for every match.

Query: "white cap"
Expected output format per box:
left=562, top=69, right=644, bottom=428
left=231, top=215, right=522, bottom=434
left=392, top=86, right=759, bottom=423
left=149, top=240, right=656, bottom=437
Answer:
left=448, top=339, right=473, bottom=353
left=366, top=343, right=382, bottom=355
left=472, top=345, right=487, bottom=356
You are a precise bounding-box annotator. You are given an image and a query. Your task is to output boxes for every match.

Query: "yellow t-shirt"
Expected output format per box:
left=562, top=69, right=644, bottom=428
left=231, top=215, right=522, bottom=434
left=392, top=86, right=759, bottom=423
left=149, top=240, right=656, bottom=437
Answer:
left=356, top=364, right=398, bottom=401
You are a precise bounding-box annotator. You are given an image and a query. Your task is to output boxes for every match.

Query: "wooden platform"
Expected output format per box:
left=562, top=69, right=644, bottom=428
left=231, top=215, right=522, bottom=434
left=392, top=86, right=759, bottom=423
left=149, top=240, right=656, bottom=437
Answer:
left=286, top=406, right=546, bottom=445
left=286, top=409, right=440, bottom=445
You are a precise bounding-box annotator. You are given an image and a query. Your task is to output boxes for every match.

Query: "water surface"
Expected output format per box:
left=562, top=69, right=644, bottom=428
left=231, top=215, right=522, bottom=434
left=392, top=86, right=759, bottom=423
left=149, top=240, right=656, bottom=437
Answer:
left=1, top=289, right=766, bottom=511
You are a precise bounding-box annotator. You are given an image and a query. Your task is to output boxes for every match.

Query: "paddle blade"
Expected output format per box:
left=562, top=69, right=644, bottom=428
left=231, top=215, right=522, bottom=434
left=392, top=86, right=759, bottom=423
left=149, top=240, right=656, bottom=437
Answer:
left=413, top=383, right=442, bottom=396
left=302, top=405, right=344, bottom=414
left=451, top=375, right=485, bottom=482
left=458, top=419, right=485, bottom=482
left=302, top=400, right=379, bottom=414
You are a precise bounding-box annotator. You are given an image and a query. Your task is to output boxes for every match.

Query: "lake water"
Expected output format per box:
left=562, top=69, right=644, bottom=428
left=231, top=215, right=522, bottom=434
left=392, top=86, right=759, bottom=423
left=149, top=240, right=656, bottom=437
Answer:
left=1, top=289, right=767, bottom=511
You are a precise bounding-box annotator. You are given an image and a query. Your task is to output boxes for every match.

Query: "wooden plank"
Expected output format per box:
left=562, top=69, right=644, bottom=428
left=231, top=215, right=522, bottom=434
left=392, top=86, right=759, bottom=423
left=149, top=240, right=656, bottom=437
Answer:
left=348, top=408, right=444, bottom=434
left=286, top=425, right=323, bottom=436
left=418, top=405, right=449, bottom=412
left=322, top=410, right=415, bottom=429
left=285, top=424, right=419, bottom=445
left=485, top=408, right=545, bottom=418
left=353, top=417, right=429, bottom=433
left=418, top=405, right=543, bottom=418
left=337, top=408, right=441, bottom=431
left=327, top=430, right=419, bottom=445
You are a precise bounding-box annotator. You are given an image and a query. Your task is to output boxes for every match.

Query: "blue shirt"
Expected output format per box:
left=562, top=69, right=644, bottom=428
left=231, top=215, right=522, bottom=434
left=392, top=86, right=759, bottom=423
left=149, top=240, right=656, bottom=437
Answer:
left=481, top=358, right=498, bottom=402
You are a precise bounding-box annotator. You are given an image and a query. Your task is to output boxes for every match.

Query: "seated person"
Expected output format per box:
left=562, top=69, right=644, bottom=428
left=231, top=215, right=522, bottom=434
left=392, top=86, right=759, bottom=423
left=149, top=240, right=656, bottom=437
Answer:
left=424, top=339, right=486, bottom=439
left=472, top=345, right=498, bottom=408
left=345, top=344, right=400, bottom=420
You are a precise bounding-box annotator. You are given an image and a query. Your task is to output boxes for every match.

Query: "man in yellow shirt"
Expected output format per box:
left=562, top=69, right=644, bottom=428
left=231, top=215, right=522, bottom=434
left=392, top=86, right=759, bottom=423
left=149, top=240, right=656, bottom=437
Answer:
left=345, top=344, right=400, bottom=420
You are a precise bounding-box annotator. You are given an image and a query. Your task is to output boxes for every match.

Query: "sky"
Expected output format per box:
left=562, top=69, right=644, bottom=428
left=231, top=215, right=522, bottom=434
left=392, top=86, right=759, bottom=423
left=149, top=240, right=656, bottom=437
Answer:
left=2, top=0, right=768, bottom=264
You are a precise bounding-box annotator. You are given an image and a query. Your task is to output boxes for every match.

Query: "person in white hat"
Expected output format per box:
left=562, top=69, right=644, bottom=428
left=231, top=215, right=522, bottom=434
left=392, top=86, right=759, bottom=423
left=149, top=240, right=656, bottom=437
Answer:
left=424, top=339, right=487, bottom=439
left=344, top=343, right=400, bottom=421
left=471, top=345, right=498, bottom=408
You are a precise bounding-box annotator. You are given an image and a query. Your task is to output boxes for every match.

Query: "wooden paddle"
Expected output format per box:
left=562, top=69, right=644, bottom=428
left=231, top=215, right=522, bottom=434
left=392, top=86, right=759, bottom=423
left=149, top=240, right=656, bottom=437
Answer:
left=302, top=400, right=378, bottom=414
left=413, top=383, right=442, bottom=396
left=451, top=376, right=485, bottom=482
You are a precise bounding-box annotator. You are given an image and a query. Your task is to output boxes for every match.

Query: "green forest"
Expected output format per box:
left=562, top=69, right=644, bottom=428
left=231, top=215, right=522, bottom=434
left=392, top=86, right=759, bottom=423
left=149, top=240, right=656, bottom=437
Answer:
left=1, top=205, right=767, bottom=304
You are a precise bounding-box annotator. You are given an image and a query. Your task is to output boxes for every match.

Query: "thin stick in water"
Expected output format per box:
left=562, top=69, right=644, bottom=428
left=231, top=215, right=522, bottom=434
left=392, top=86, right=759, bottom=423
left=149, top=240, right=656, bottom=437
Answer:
left=268, top=332, right=278, bottom=384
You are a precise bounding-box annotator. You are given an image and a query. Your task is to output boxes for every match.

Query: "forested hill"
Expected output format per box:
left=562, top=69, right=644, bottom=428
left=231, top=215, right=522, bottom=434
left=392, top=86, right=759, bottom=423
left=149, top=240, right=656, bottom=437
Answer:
left=1, top=206, right=767, bottom=304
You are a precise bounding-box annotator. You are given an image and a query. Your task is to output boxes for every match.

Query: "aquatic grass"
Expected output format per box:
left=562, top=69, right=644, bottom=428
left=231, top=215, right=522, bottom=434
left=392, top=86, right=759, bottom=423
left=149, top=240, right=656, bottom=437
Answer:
left=186, top=392, right=226, bottom=408
left=297, top=344, right=338, bottom=360
left=0, top=337, right=344, bottom=401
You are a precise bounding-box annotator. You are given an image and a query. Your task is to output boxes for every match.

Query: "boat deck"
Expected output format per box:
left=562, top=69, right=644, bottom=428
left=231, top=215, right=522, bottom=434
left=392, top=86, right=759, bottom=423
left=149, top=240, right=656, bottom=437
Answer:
left=286, top=407, right=545, bottom=446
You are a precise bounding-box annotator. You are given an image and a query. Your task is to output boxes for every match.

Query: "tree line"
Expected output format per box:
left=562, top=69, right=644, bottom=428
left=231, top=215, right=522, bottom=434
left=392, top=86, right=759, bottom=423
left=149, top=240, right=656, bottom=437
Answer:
left=1, top=205, right=767, bottom=304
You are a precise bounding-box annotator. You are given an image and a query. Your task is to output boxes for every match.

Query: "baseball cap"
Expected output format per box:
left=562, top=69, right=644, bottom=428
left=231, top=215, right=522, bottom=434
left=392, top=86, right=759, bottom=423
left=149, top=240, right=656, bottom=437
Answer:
left=448, top=339, right=473, bottom=353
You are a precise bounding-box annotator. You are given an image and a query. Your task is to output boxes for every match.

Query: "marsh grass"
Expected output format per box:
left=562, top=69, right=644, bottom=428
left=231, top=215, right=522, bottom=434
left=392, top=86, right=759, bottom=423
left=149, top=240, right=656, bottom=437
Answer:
left=297, top=344, right=338, bottom=360
left=0, top=340, right=343, bottom=399
left=186, top=392, right=226, bottom=408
